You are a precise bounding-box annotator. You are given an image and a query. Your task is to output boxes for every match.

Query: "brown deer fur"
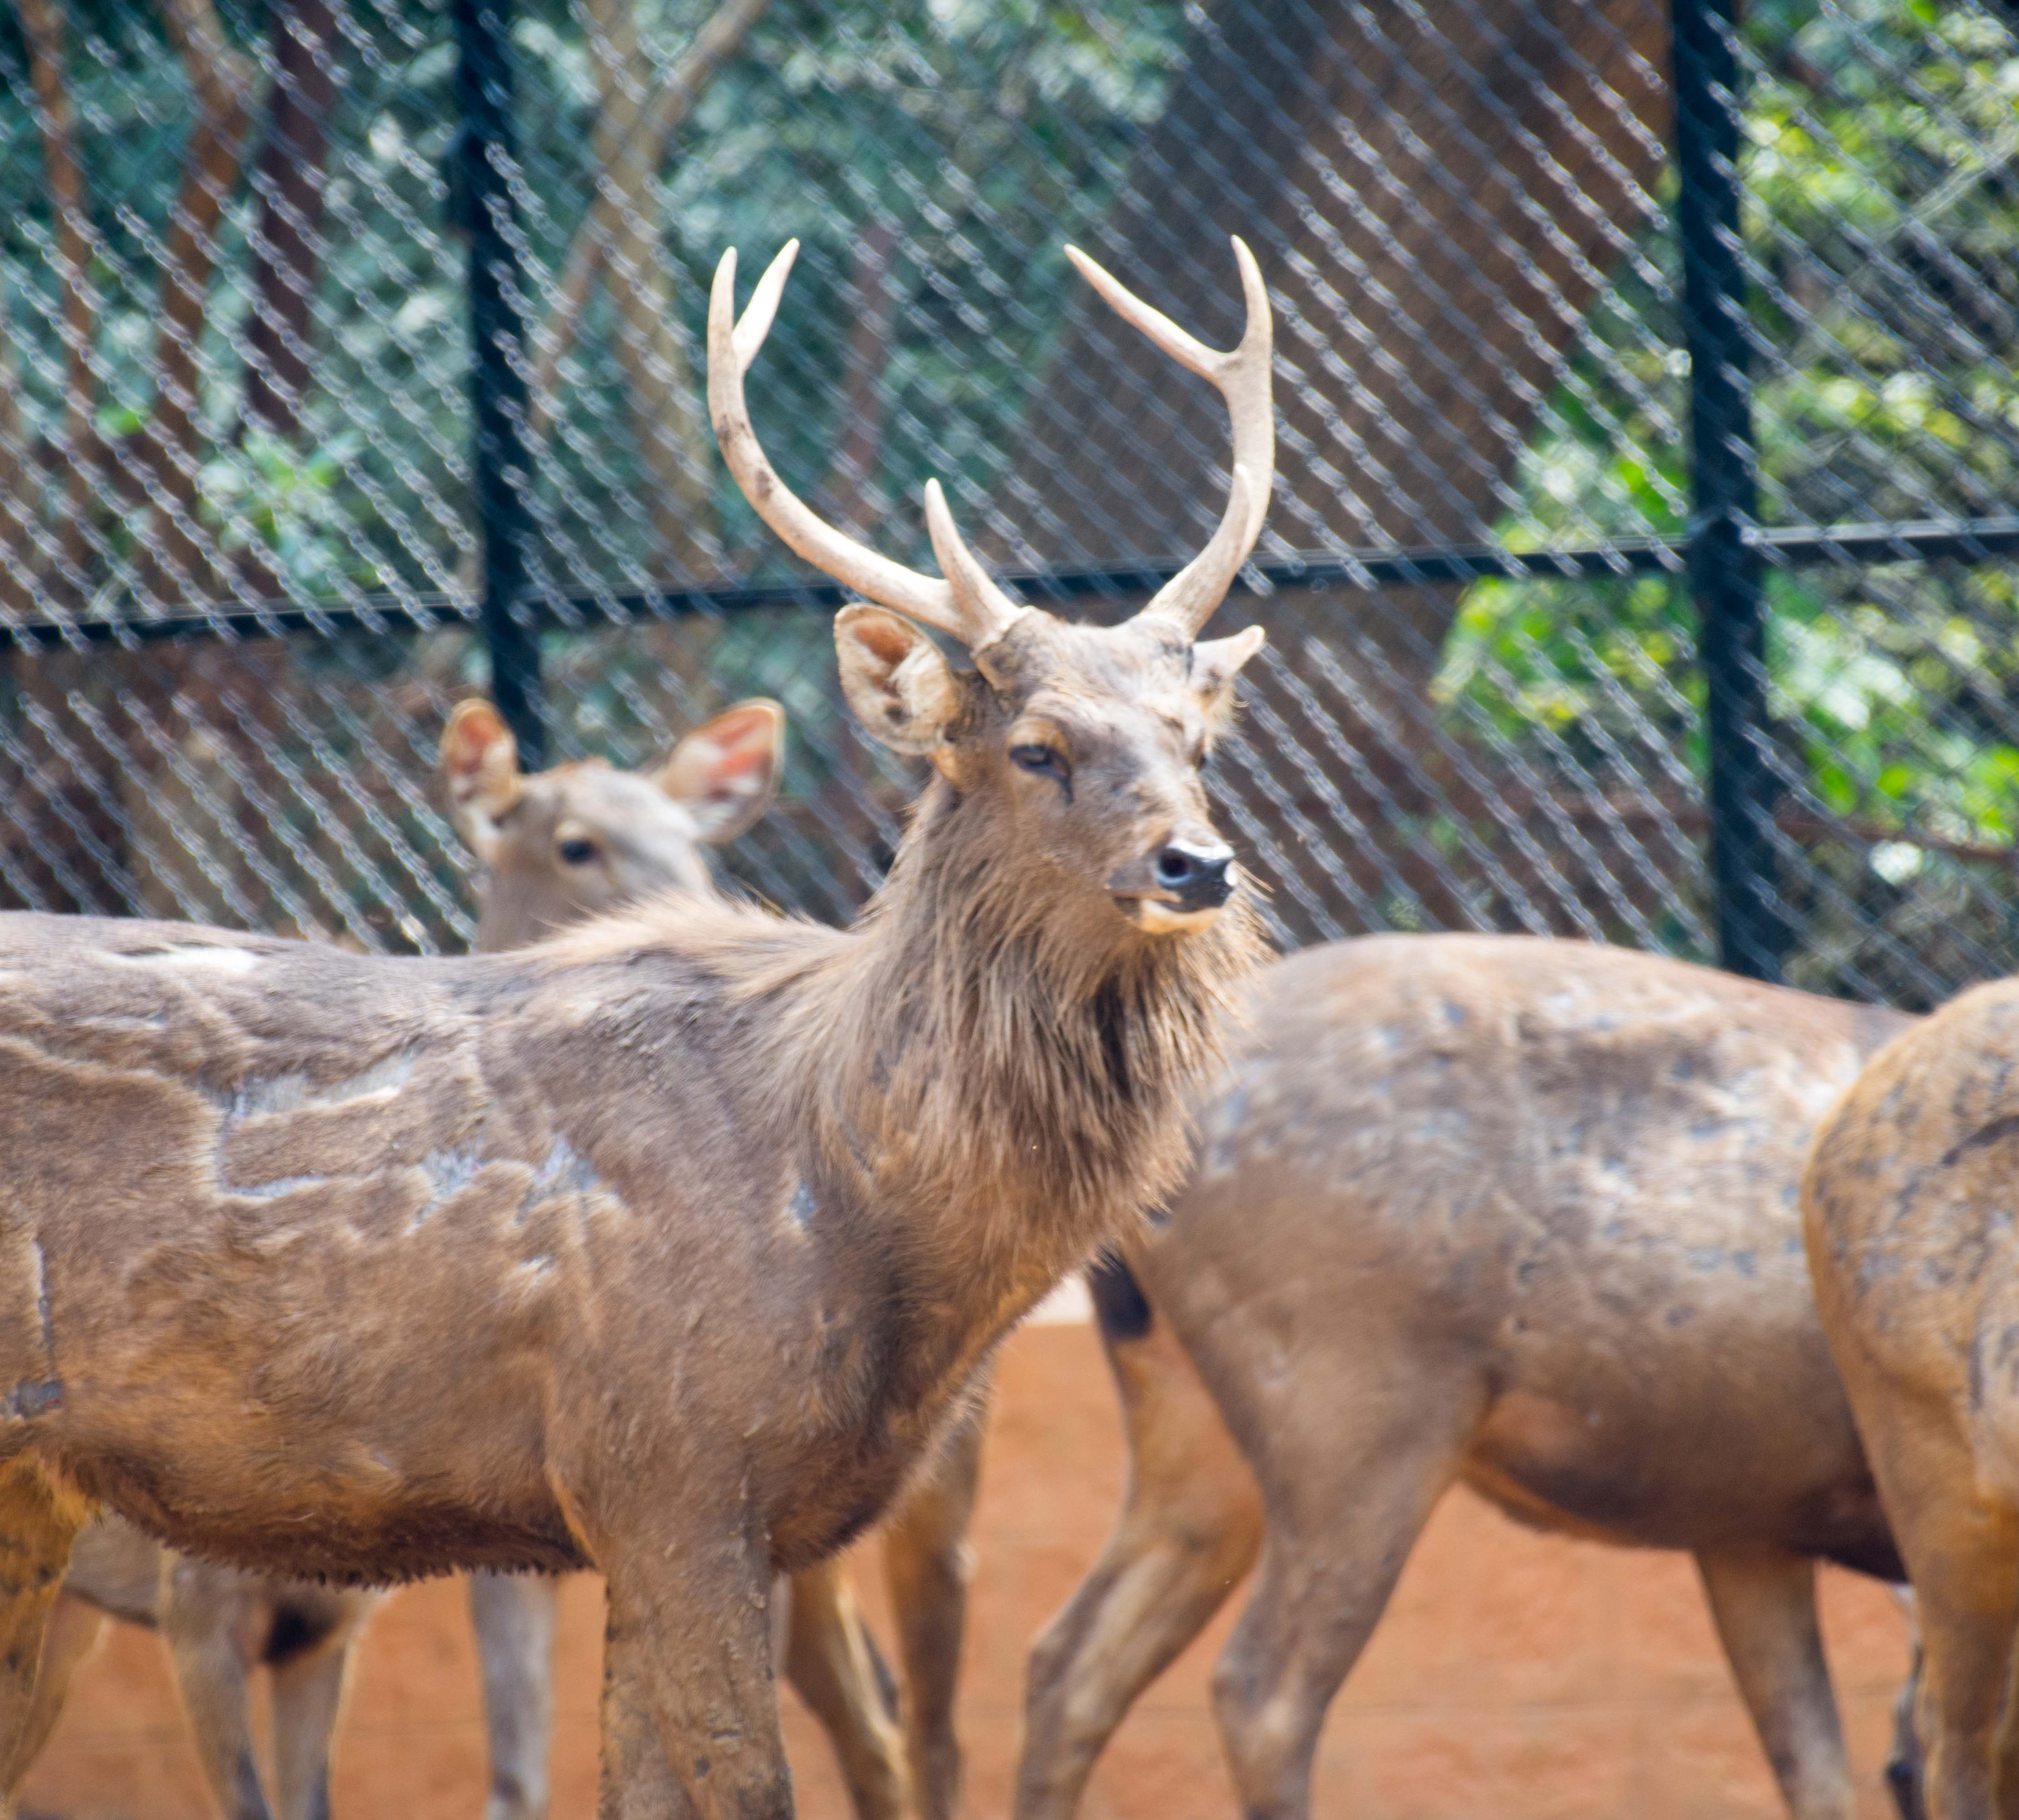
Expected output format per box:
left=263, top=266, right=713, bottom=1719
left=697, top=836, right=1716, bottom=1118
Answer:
left=1803, top=979, right=2019, bottom=1820
left=1014, top=935, right=1919, bottom=1820
left=12, top=696, right=796, bottom=1820
left=0, top=238, right=1272, bottom=1819
left=443, top=694, right=930, bottom=1820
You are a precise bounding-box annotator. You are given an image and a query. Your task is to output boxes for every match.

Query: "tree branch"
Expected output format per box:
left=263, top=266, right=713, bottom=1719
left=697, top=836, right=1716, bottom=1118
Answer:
left=242, top=0, right=339, bottom=442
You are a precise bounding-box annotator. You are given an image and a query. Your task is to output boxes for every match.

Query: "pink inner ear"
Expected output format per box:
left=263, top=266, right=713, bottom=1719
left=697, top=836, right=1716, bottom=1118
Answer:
left=443, top=707, right=513, bottom=798
left=699, top=712, right=776, bottom=794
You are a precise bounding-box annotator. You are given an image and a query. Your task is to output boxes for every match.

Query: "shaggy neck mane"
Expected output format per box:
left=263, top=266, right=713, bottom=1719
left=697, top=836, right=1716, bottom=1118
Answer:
left=563, top=773, right=1263, bottom=1391
left=830, top=777, right=1262, bottom=1239
left=796, top=777, right=1263, bottom=1389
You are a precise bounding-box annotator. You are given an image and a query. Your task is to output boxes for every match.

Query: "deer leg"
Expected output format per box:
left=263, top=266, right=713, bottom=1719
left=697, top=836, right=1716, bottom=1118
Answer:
left=782, top=1555, right=906, bottom=1820
left=470, top=1571, right=562, bottom=1820
left=0, top=1457, right=89, bottom=1802
left=597, top=1533, right=790, bottom=1820
left=884, top=1399, right=986, bottom=1820
left=1909, top=1533, right=2019, bottom=1820
left=159, top=1555, right=273, bottom=1820
left=6, top=1589, right=105, bottom=1792
left=268, top=1616, right=365, bottom=1820
left=1891, top=1589, right=1928, bottom=1820
left=1015, top=1315, right=1261, bottom=1820
left=1697, top=1546, right=1853, bottom=1820
left=1842, top=1375, right=2019, bottom=1820
left=1209, top=1375, right=1473, bottom=1820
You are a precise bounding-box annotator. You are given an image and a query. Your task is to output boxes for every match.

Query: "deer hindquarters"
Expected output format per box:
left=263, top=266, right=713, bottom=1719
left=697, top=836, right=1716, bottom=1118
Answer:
left=0, top=1455, right=91, bottom=1792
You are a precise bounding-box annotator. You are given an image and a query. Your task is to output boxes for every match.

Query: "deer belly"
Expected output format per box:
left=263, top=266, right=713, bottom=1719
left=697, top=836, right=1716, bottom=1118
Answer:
left=1463, top=1383, right=1866, bottom=1554
left=38, top=1281, right=591, bottom=1584
left=51, top=1389, right=587, bottom=1586
left=23, top=1182, right=605, bottom=1584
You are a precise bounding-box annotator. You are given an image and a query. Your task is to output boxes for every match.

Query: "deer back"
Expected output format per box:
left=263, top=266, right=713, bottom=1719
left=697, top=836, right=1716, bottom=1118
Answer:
left=1132, top=933, right=1912, bottom=1559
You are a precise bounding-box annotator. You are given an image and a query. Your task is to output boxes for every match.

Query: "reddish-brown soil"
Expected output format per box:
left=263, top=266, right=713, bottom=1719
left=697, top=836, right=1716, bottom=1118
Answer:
left=23, top=1319, right=1913, bottom=1819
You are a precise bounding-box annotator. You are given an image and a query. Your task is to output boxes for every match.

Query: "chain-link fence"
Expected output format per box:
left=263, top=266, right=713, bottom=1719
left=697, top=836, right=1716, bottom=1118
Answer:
left=0, top=0, right=2015, bottom=1011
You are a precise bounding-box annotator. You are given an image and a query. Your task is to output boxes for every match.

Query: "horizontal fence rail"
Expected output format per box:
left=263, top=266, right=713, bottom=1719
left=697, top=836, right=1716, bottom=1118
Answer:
left=10, top=513, right=2019, bottom=643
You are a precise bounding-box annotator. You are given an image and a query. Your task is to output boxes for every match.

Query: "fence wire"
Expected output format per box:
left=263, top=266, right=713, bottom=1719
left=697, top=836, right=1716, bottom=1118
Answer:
left=0, top=0, right=2014, bottom=1010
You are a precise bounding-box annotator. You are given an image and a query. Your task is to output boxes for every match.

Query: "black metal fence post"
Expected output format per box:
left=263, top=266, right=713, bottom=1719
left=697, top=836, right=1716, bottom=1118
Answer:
left=1674, top=0, right=1785, bottom=982
left=453, top=0, right=543, bottom=764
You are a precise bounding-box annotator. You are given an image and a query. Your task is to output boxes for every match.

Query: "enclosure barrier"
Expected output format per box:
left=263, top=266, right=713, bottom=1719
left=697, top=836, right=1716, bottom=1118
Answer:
left=0, top=0, right=2014, bottom=1010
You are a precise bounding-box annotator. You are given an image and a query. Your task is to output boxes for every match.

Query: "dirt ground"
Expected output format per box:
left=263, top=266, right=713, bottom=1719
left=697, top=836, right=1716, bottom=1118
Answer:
left=23, top=1316, right=1913, bottom=1820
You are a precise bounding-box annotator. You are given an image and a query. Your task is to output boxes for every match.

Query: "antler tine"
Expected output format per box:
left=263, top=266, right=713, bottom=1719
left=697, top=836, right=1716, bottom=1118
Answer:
left=1063, top=237, right=1275, bottom=636
left=708, top=245, right=1022, bottom=652
left=923, top=479, right=1023, bottom=637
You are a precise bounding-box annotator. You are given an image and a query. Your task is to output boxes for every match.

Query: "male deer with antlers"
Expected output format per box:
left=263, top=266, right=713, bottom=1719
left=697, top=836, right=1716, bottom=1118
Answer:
left=9, top=696, right=793, bottom=1820
left=0, top=233, right=1273, bottom=1820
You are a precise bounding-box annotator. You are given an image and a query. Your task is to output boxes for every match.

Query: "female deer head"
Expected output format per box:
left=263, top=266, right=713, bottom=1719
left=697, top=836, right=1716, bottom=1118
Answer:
left=709, top=238, right=1272, bottom=943
left=439, top=697, right=784, bottom=950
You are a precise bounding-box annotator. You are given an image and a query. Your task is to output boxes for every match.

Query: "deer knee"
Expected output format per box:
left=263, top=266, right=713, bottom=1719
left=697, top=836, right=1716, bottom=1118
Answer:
left=1209, top=1636, right=1260, bottom=1728
left=1211, top=1655, right=1305, bottom=1790
left=1024, top=1608, right=1083, bottom=1711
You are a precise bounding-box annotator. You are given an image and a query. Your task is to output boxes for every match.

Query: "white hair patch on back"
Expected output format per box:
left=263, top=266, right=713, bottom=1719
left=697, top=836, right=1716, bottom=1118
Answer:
left=115, top=945, right=263, bottom=975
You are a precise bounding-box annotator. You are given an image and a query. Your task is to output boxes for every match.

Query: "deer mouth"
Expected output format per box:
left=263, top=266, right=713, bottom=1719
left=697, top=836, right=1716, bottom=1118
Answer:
left=1108, top=889, right=1229, bottom=935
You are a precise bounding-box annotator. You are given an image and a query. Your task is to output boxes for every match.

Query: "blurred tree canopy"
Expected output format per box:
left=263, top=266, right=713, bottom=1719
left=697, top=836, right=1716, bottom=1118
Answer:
left=0, top=0, right=1193, bottom=608
left=1436, top=0, right=2019, bottom=998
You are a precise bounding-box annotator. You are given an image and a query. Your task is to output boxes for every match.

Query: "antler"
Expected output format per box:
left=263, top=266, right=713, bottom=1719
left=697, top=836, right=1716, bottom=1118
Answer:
left=1063, top=237, right=1275, bottom=636
left=708, top=243, right=1024, bottom=652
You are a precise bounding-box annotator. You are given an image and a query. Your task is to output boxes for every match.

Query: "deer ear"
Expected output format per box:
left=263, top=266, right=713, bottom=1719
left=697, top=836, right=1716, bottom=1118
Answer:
left=1192, top=625, right=1265, bottom=721
left=835, top=606, right=961, bottom=755
left=659, top=699, right=785, bottom=843
left=440, top=700, right=523, bottom=856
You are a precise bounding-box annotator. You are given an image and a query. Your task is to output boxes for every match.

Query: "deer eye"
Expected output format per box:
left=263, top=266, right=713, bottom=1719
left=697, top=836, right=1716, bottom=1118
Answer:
left=1010, top=743, right=1068, bottom=783
left=556, top=837, right=598, bottom=867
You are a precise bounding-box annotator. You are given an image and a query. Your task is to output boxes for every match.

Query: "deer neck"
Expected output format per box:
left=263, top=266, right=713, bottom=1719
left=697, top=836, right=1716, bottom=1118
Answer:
left=759, top=777, right=1264, bottom=1394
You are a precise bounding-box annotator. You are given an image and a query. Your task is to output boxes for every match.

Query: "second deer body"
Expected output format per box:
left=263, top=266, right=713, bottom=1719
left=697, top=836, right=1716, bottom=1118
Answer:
left=1805, top=979, right=2019, bottom=1820
left=1016, top=934, right=1917, bottom=1820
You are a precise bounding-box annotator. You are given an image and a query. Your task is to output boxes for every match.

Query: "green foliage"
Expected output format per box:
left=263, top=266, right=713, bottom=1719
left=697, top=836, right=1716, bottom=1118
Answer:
left=199, top=432, right=388, bottom=592
left=0, top=0, right=1181, bottom=600
left=1433, top=0, right=2019, bottom=993
left=501, top=0, right=1188, bottom=576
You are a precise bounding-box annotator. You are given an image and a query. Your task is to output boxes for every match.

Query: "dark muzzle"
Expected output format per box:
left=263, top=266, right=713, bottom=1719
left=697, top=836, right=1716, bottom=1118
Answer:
left=1153, top=838, right=1234, bottom=913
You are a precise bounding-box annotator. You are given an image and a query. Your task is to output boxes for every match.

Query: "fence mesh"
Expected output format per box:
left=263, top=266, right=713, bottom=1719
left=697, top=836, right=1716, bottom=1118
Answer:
left=0, top=0, right=2014, bottom=1010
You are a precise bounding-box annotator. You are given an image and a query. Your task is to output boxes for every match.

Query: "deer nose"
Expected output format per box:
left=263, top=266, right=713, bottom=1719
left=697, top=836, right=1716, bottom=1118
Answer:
left=1153, top=838, right=1234, bottom=911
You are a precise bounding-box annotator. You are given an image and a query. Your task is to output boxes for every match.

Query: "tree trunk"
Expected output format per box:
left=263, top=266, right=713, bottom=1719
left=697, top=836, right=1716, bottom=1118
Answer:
left=242, top=0, right=339, bottom=444
left=1032, top=0, right=1670, bottom=569
left=0, top=300, right=37, bottom=620
left=134, top=0, right=256, bottom=609
left=15, top=0, right=100, bottom=592
left=526, top=0, right=771, bottom=576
